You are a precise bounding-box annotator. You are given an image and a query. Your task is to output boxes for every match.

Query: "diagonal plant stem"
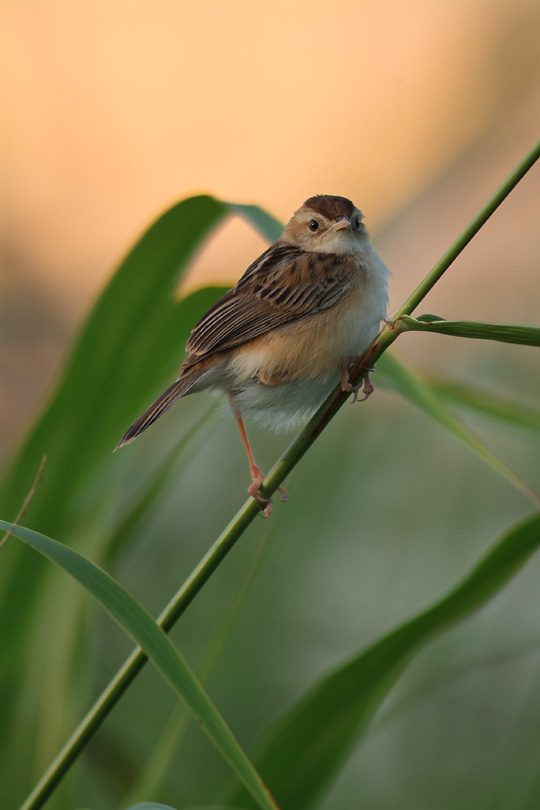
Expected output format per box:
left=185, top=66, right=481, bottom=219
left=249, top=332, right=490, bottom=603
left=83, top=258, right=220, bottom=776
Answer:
left=19, top=138, right=540, bottom=810
left=120, top=498, right=283, bottom=804
left=392, top=137, right=540, bottom=320
left=0, top=456, right=46, bottom=551
left=343, top=137, right=540, bottom=401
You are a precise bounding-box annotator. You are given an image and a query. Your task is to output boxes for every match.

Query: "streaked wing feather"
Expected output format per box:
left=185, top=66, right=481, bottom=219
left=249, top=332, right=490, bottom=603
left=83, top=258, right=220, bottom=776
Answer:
left=186, top=242, right=350, bottom=357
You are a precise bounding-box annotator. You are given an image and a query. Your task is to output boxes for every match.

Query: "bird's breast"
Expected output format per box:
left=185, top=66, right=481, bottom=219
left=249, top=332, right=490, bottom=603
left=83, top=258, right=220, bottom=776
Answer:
left=229, top=251, right=388, bottom=385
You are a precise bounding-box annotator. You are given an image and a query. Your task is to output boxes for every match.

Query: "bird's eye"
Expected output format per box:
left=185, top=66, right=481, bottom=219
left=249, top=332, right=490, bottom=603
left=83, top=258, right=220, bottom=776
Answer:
left=353, top=216, right=361, bottom=229
left=308, top=219, right=319, bottom=232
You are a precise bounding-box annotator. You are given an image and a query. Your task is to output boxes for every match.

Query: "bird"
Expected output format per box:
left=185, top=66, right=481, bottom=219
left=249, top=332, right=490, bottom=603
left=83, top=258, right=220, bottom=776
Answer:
left=116, top=195, right=390, bottom=516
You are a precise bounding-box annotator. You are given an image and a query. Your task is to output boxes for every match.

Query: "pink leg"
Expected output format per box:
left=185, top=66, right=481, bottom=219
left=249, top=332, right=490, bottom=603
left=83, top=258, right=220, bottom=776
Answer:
left=340, top=358, right=374, bottom=403
left=230, top=399, right=289, bottom=517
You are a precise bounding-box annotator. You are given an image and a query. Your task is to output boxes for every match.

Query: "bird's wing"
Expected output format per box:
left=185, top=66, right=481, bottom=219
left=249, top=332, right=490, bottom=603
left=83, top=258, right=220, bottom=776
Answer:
left=185, top=242, right=351, bottom=358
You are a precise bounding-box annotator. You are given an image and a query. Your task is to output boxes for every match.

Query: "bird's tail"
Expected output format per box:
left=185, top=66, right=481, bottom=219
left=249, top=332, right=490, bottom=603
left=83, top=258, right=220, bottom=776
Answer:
left=115, top=370, right=199, bottom=449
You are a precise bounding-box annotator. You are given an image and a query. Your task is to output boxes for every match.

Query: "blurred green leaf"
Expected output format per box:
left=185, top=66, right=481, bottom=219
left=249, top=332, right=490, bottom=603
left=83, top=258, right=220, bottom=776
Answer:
left=425, top=378, right=540, bottom=436
left=399, top=315, right=540, bottom=346
left=374, top=356, right=540, bottom=437
left=0, top=196, right=280, bottom=628
left=229, top=510, right=540, bottom=810
left=0, top=520, right=280, bottom=810
left=124, top=804, right=178, bottom=810
left=228, top=202, right=283, bottom=242
left=0, top=195, right=281, bottom=806
left=102, top=403, right=219, bottom=567
left=0, top=197, right=229, bottom=537
left=125, top=805, right=244, bottom=810
left=377, top=352, right=540, bottom=506
left=0, top=194, right=282, bottom=705
left=0, top=195, right=278, bottom=798
left=0, top=197, right=229, bottom=680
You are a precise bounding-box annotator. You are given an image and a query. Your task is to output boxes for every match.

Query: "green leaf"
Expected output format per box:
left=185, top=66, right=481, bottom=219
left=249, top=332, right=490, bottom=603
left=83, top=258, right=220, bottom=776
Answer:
left=377, top=352, right=540, bottom=506
left=398, top=315, right=540, bottom=347
left=0, top=197, right=231, bottom=686
left=0, top=195, right=283, bottom=806
left=0, top=197, right=229, bottom=538
left=425, top=378, right=540, bottom=437
left=125, top=805, right=244, bottom=810
left=229, top=511, right=540, bottom=810
left=415, top=313, right=446, bottom=322
left=125, top=804, right=178, bottom=810
left=0, top=521, right=280, bottom=810
left=228, top=202, right=283, bottom=243
left=0, top=193, right=284, bottom=727
left=0, top=197, right=279, bottom=662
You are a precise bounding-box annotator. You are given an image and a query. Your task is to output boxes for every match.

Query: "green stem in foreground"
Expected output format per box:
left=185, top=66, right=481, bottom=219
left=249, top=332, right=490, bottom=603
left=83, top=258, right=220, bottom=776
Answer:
left=17, top=139, right=540, bottom=810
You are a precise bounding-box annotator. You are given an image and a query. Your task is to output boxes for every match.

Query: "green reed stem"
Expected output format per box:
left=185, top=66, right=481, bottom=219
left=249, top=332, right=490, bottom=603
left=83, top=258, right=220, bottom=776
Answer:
left=393, top=138, right=540, bottom=320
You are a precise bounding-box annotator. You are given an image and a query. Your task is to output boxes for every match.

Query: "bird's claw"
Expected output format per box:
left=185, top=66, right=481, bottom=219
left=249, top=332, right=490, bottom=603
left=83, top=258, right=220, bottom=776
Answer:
left=248, top=478, right=289, bottom=517
left=340, top=365, right=374, bottom=403
left=248, top=480, right=272, bottom=517
left=278, top=486, right=290, bottom=503
left=350, top=376, right=374, bottom=403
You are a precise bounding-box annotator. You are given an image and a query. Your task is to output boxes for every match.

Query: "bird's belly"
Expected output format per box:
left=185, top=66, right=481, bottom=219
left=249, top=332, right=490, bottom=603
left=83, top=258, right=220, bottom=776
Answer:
left=230, top=293, right=382, bottom=385
left=229, top=374, right=340, bottom=431
left=218, top=294, right=383, bottom=431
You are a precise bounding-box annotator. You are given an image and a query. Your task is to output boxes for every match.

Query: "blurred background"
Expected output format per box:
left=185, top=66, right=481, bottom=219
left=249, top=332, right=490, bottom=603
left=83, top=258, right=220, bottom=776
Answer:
left=1, top=1, right=540, bottom=809
left=2, top=0, right=539, bottom=458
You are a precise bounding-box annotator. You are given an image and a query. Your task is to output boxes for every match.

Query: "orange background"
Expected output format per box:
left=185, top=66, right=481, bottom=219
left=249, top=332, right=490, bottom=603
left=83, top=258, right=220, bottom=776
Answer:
left=2, top=0, right=539, bottom=458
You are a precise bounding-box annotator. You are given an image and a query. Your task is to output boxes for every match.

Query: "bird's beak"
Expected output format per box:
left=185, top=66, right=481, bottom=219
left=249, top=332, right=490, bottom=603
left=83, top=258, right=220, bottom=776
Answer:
left=329, top=217, right=351, bottom=233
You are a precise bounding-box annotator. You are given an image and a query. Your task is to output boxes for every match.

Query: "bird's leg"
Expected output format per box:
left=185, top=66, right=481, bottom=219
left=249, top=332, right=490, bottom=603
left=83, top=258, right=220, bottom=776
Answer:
left=230, top=398, right=289, bottom=517
left=340, top=357, right=374, bottom=403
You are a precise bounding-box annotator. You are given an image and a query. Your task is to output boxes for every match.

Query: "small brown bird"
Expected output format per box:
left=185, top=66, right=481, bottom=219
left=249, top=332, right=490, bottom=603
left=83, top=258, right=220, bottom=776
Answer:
left=116, top=195, right=389, bottom=515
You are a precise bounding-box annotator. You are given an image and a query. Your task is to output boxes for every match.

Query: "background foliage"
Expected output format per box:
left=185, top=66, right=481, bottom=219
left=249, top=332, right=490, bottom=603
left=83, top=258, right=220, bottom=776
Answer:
left=1, top=166, right=540, bottom=810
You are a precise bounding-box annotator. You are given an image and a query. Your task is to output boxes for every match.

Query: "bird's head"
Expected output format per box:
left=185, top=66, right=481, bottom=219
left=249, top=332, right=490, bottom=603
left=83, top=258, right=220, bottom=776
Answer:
left=282, top=195, right=367, bottom=255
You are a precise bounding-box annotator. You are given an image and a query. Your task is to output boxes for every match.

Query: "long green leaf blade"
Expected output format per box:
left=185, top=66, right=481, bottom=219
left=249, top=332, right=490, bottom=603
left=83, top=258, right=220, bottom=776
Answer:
left=426, top=378, right=540, bottom=436
left=229, top=511, right=540, bottom=810
left=125, top=804, right=243, bottom=810
left=0, top=197, right=277, bottom=679
left=0, top=197, right=283, bottom=807
left=377, top=352, right=540, bottom=506
left=0, top=198, right=229, bottom=536
left=125, top=802, right=242, bottom=810
left=228, top=202, right=283, bottom=242
left=0, top=197, right=230, bottom=687
left=0, top=521, right=279, bottom=810
left=399, top=315, right=540, bottom=346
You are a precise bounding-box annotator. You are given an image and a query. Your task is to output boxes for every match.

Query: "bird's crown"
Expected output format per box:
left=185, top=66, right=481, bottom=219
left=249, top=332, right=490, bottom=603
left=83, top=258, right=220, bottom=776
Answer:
left=302, top=195, right=356, bottom=220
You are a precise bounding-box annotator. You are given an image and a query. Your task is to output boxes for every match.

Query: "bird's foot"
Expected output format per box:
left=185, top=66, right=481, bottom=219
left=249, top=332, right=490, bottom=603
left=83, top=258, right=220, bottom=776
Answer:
left=248, top=466, right=289, bottom=517
left=350, top=372, right=374, bottom=403
left=248, top=480, right=273, bottom=517
left=340, top=359, right=374, bottom=403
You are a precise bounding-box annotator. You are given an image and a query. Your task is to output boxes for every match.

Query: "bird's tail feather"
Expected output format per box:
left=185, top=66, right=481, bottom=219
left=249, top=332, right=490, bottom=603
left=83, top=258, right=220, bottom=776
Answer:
left=115, top=371, right=199, bottom=449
